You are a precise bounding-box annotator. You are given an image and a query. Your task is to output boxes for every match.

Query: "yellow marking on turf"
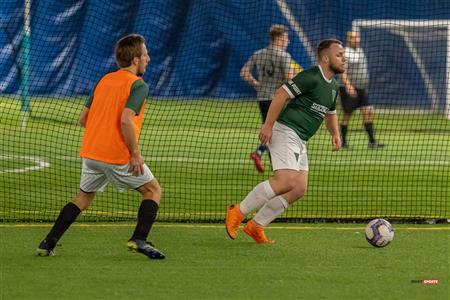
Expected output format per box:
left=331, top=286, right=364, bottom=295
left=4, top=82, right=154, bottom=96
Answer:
left=0, top=223, right=449, bottom=231
left=1, top=210, right=448, bottom=219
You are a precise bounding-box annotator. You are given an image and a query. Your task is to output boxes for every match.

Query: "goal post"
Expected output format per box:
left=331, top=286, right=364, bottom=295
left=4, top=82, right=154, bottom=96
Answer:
left=20, top=0, right=31, bottom=129
left=352, top=19, right=450, bottom=119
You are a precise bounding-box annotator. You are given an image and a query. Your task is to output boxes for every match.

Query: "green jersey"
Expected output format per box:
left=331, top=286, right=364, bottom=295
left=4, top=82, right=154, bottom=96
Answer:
left=278, top=66, right=339, bottom=141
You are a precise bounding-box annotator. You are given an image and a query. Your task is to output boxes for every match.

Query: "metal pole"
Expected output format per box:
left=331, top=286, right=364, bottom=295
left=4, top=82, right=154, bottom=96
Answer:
left=21, top=0, right=31, bottom=129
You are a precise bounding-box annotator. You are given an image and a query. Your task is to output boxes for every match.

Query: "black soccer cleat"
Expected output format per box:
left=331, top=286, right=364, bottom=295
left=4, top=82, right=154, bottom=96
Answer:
left=36, top=239, right=56, bottom=257
left=127, top=239, right=165, bottom=259
left=368, top=142, right=385, bottom=149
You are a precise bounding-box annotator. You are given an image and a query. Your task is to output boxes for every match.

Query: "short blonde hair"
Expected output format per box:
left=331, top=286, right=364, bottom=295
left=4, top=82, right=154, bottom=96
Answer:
left=114, top=34, right=145, bottom=68
left=269, top=24, right=288, bottom=42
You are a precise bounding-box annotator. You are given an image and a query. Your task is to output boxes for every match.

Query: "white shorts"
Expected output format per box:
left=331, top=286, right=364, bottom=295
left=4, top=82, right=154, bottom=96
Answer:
left=268, top=122, right=309, bottom=171
left=80, top=158, right=154, bottom=192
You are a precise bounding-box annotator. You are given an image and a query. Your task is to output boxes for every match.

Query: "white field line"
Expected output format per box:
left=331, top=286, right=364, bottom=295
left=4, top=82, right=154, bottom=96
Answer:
left=0, top=154, right=449, bottom=176
left=0, top=155, right=50, bottom=174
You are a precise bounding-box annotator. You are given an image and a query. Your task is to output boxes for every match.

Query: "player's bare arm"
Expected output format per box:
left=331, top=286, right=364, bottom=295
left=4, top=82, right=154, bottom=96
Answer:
left=78, top=106, right=90, bottom=127
left=240, top=65, right=259, bottom=88
left=259, top=87, right=290, bottom=144
left=340, top=71, right=356, bottom=97
left=121, top=108, right=144, bottom=176
left=324, top=113, right=341, bottom=151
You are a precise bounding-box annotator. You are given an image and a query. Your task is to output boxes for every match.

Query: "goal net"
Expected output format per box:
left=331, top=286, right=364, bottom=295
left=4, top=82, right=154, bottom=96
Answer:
left=353, top=19, right=450, bottom=118
left=0, top=1, right=449, bottom=222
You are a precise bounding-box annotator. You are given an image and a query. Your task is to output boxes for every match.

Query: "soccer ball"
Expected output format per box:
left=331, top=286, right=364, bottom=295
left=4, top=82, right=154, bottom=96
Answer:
left=365, top=219, right=394, bottom=247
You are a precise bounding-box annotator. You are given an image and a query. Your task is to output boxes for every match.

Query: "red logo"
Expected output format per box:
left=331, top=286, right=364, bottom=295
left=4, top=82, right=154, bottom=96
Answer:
left=411, top=279, right=440, bottom=284
left=421, top=280, right=440, bottom=284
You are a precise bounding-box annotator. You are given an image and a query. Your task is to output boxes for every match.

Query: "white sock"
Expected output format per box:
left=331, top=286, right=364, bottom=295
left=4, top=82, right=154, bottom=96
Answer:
left=253, top=196, right=289, bottom=226
left=239, top=181, right=276, bottom=215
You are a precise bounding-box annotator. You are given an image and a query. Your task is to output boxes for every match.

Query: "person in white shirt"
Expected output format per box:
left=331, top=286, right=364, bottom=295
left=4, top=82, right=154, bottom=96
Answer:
left=340, top=31, right=384, bottom=149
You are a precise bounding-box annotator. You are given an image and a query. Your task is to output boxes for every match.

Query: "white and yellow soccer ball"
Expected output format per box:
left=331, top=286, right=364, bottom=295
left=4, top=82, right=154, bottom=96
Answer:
left=365, top=218, right=394, bottom=247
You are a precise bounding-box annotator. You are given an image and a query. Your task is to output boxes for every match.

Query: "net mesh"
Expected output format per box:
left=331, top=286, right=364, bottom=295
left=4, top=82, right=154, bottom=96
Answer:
left=1, top=0, right=449, bottom=222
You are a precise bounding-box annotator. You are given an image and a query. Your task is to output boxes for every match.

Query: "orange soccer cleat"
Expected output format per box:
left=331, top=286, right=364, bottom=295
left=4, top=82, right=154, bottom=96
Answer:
left=225, top=204, right=245, bottom=240
left=243, top=220, right=274, bottom=244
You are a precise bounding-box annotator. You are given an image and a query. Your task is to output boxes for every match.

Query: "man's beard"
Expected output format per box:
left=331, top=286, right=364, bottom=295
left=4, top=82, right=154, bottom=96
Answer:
left=330, top=64, right=344, bottom=74
left=136, top=64, right=146, bottom=77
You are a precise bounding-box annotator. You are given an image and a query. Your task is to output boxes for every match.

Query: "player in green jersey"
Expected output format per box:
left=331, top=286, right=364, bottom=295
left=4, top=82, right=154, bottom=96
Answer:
left=226, top=39, right=345, bottom=243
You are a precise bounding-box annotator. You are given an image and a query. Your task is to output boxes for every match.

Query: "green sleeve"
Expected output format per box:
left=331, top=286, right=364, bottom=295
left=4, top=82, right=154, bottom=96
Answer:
left=84, top=78, right=102, bottom=108
left=125, top=80, right=149, bottom=115
left=282, top=71, right=316, bottom=98
left=329, top=98, right=336, bottom=112
left=85, top=94, right=93, bottom=108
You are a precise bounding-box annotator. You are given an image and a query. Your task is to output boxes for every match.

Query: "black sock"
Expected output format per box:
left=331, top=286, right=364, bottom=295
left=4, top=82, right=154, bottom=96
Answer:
left=364, top=122, right=376, bottom=143
left=256, top=144, right=267, bottom=155
left=340, top=125, right=348, bottom=145
left=131, top=200, right=159, bottom=241
left=45, top=202, right=81, bottom=247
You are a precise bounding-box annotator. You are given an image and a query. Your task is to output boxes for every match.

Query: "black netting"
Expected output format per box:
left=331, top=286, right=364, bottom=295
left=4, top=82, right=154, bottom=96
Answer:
left=1, top=1, right=449, bottom=222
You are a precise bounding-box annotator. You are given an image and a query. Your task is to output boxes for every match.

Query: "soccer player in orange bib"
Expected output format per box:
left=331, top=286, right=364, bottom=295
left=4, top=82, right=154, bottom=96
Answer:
left=37, top=34, right=165, bottom=259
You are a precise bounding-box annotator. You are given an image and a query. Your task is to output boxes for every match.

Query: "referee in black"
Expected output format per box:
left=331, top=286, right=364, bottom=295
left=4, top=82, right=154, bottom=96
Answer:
left=340, top=31, right=384, bottom=149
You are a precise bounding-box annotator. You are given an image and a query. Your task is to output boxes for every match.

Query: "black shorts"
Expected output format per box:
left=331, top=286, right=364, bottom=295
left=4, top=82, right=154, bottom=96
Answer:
left=339, top=87, right=370, bottom=114
left=258, top=100, right=271, bottom=122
